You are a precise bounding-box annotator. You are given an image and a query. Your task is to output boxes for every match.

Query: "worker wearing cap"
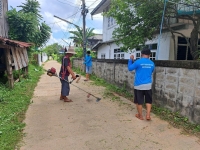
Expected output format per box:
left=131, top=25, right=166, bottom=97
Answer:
left=59, top=47, right=77, bottom=102
left=128, top=47, right=155, bottom=120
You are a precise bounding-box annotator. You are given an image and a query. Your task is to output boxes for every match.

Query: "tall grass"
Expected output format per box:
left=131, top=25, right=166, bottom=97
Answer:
left=0, top=64, right=43, bottom=150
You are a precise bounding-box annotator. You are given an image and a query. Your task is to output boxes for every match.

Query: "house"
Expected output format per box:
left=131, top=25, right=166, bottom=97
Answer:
left=0, top=0, right=32, bottom=88
left=37, top=52, right=48, bottom=66
left=91, top=0, right=197, bottom=60
left=87, top=34, right=103, bottom=49
left=73, top=34, right=103, bottom=50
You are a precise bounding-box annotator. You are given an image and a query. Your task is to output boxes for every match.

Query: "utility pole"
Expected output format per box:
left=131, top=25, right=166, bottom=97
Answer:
left=81, top=0, right=88, bottom=71
left=54, top=15, right=80, bottom=28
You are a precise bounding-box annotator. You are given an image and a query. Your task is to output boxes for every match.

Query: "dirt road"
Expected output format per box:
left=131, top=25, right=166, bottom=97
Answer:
left=20, top=60, right=200, bottom=150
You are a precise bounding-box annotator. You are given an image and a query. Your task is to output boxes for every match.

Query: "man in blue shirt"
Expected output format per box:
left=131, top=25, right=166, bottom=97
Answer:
left=84, top=51, right=92, bottom=81
left=128, top=48, right=155, bottom=120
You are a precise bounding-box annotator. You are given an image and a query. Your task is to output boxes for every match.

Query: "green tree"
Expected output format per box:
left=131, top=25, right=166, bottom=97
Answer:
left=6, top=0, right=51, bottom=48
left=74, top=47, right=96, bottom=58
left=107, top=0, right=200, bottom=59
left=18, top=0, right=42, bottom=19
left=42, top=43, right=62, bottom=58
left=69, top=26, right=95, bottom=47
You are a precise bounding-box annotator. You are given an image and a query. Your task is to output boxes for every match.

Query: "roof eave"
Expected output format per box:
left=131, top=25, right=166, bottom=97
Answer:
left=91, top=0, right=109, bottom=15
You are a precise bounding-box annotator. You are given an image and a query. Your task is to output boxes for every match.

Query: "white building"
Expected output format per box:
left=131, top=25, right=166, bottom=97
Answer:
left=38, top=52, right=48, bottom=66
left=91, top=0, right=196, bottom=60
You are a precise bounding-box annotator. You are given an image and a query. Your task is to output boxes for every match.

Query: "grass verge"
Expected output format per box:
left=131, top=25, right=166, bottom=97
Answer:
left=0, top=64, right=43, bottom=150
left=73, top=67, right=200, bottom=138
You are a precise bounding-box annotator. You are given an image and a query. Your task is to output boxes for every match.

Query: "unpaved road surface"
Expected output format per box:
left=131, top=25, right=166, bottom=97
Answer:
left=20, top=60, right=200, bottom=150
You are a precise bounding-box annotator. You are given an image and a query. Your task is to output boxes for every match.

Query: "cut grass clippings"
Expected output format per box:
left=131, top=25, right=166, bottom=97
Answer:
left=0, top=64, right=43, bottom=150
left=73, top=67, right=200, bottom=138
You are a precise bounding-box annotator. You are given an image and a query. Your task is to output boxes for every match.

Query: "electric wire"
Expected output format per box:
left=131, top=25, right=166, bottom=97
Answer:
left=56, top=0, right=80, bottom=8
left=47, top=9, right=81, bottom=25
left=59, top=0, right=81, bottom=45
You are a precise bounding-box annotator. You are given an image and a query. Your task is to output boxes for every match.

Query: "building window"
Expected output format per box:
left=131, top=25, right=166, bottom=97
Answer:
left=134, top=44, right=157, bottom=60
left=150, top=51, right=156, bottom=60
left=114, top=48, right=124, bottom=59
left=101, top=53, right=105, bottom=59
left=177, top=37, right=193, bottom=60
left=108, top=16, right=110, bottom=27
left=146, top=43, right=158, bottom=50
left=108, top=17, right=115, bottom=28
left=0, top=0, right=3, bottom=18
left=121, top=54, right=124, bottom=59
left=136, top=52, right=141, bottom=59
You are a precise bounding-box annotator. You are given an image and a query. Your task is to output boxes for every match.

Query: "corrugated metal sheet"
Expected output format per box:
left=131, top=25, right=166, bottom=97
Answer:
left=0, top=36, right=33, bottom=48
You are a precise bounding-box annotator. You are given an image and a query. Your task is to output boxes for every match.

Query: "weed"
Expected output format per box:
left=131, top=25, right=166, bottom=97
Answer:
left=152, top=105, right=200, bottom=137
left=73, top=67, right=200, bottom=138
left=0, top=64, right=43, bottom=150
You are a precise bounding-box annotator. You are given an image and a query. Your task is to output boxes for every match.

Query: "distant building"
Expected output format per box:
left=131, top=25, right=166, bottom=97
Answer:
left=91, top=0, right=198, bottom=60
left=87, top=34, right=103, bottom=49
left=59, top=46, right=75, bottom=54
left=73, top=34, right=103, bottom=50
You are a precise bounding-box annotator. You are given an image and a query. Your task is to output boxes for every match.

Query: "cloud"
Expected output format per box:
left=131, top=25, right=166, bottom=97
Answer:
left=7, top=0, right=103, bottom=46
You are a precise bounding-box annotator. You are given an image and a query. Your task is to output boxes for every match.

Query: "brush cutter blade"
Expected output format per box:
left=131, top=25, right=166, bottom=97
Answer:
left=96, top=98, right=101, bottom=102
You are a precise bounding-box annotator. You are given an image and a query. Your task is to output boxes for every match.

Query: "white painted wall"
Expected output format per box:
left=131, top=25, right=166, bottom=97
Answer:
left=38, top=52, right=48, bottom=66
left=98, top=2, right=196, bottom=61
left=97, top=32, right=172, bottom=60
left=103, top=16, right=118, bottom=42
left=97, top=43, right=135, bottom=59
left=145, top=32, right=172, bottom=60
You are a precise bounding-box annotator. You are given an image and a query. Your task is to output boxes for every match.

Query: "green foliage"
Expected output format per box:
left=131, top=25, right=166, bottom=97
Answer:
left=6, top=0, right=51, bottom=47
left=106, top=0, right=164, bottom=51
left=35, top=22, right=51, bottom=47
left=74, top=47, right=96, bottom=58
left=69, top=26, right=95, bottom=47
left=42, top=43, right=62, bottom=57
left=73, top=66, right=200, bottom=137
left=107, top=0, right=200, bottom=59
left=152, top=106, right=200, bottom=135
left=18, top=0, right=42, bottom=20
left=0, top=64, right=43, bottom=150
left=7, top=8, right=38, bottom=42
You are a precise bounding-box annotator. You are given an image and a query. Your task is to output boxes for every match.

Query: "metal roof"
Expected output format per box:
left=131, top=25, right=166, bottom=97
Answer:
left=0, top=36, right=33, bottom=48
left=91, top=0, right=110, bottom=15
left=88, top=34, right=103, bottom=40
left=92, top=39, right=115, bottom=50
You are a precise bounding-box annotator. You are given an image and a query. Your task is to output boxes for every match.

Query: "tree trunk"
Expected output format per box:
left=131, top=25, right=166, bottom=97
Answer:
left=190, top=17, right=200, bottom=60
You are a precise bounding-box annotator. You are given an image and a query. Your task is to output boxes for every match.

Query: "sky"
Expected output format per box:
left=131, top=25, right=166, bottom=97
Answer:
left=7, top=0, right=103, bottom=47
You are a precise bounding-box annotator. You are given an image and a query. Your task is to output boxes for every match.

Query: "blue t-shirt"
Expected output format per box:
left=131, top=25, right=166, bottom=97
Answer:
left=84, top=55, right=92, bottom=67
left=128, top=58, right=155, bottom=87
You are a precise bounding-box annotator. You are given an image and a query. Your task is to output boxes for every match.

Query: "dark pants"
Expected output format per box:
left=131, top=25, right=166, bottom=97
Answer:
left=60, top=76, right=70, bottom=96
left=134, top=89, right=152, bottom=105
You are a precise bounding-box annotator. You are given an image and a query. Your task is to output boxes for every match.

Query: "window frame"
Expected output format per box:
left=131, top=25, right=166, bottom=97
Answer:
left=101, top=53, right=106, bottom=59
left=0, top=0, right=3, bottom=19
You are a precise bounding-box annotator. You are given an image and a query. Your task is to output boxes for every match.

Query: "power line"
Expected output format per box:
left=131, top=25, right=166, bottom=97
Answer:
left=47, top=9, right=81, bottom=25
left=56, top=0, right=80, bottom=8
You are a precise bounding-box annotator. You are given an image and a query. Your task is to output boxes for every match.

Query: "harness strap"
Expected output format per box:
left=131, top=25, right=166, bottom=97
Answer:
left=61, top=56, right=67, bottom=79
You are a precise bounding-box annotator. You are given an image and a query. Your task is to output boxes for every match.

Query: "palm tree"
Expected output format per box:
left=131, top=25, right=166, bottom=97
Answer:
left=69, top=26, right=95, bottom=47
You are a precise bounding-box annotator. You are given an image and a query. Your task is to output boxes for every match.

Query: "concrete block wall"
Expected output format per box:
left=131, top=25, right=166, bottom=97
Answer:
left=73, top=59, right=200, bottom=124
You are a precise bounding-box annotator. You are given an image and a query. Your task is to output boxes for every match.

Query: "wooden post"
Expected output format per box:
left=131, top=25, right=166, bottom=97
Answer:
left=4, top=48, right=14, bottom=88
left=24, top=66, right=28, bottom=76
left=0, top=0, right=9, bottom=38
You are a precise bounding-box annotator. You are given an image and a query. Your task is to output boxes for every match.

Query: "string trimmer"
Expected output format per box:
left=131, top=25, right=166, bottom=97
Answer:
left=46, top=67, right=101, bottom=102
